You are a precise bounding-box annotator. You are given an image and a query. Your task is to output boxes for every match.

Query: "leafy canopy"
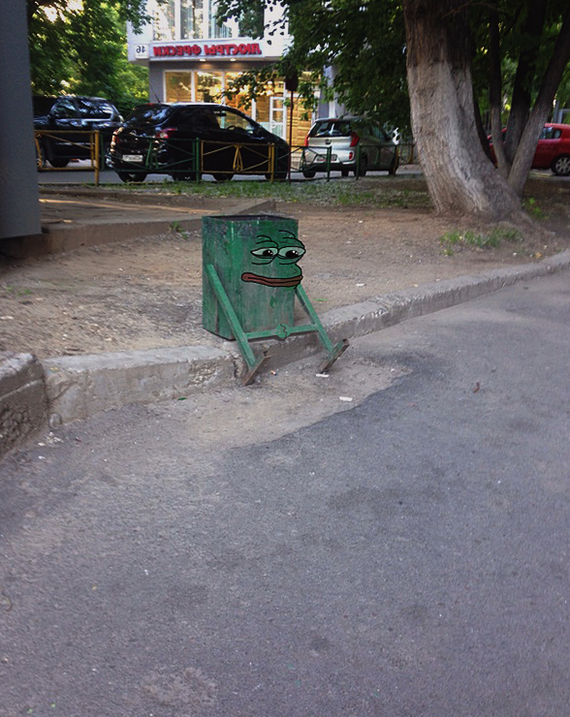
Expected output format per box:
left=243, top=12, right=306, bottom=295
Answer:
left=27, top=0, right=150, bottom=116
left=219, top=0, right=570, bottom=144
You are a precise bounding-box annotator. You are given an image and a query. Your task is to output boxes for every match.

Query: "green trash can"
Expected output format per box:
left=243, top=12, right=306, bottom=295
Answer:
left=202, top=214, right=303, bottom=339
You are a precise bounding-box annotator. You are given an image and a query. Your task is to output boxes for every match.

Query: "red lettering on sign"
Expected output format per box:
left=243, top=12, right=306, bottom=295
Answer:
left=153, top=42, right=262, bottom=58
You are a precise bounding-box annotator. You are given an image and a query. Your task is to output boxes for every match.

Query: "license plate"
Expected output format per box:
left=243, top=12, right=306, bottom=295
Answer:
left=122, top=154, right=143, bottom=163
left=315, top=154, right=337, bottom=163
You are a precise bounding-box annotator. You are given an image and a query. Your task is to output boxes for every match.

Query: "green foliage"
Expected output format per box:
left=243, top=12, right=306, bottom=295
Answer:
left=472, top=0, right=570, bottom=124
left=439, top=227, right=522, bottom=252
left=27, top=0, right=149, bottom=114
left=523, top=196, right=547, bottom=218
left=219, top=0, right=570, bottom=200
left=219, top=0, right=410, bottom=131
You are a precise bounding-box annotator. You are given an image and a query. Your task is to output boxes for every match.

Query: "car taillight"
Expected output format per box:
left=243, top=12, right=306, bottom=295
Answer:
left=156, top=128, right=176, bottom=139
left=349, top=132, right=360, bottom=147
left=304, top=133, right=310, bottom=147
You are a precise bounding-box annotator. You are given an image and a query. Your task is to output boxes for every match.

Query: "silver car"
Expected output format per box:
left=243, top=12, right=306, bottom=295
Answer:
left=301, top=117, right=399, bottom=178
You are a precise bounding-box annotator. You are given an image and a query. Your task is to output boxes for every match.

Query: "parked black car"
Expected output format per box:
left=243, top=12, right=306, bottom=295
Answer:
left=109, top=103, right=290, bottom=182
left=33, top=95, right=123, bottom=168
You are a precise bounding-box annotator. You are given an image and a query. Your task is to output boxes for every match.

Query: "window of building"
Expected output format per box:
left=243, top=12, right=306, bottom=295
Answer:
left=153, top=0, right=175, bottom=40
left=166, top=72, right=193, bottom=102
left=151, top=0, right=236, bottom=41
left=196, top=71, right=223, bottom=102
left=181, top=0, right=204, bottom=39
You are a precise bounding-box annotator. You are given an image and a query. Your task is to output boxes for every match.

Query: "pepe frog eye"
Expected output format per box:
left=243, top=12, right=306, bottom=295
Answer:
left=277, top=246, right=306, bottom=262
left=251, top=247, right=278, bottom=258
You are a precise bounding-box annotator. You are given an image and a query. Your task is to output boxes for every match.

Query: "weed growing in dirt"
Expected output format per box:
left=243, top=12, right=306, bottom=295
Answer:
left=440, top=227, right=521, bottom=255
left=169, top=221, right=190, bottom=240
left=0, top=284, right=32, bottom=298
left=523, top=197, right=547, bottom=219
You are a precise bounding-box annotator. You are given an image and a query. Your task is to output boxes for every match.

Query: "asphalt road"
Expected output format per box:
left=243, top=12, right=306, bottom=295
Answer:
left=1, top=272, right=569, bottom=716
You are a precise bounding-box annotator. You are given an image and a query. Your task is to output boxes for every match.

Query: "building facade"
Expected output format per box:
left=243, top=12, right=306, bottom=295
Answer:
left=126, top=0, right=314, bottom=147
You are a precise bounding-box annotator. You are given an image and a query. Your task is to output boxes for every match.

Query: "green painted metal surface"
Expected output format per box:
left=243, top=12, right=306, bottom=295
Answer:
left=202, top=214, right=303, bottom=339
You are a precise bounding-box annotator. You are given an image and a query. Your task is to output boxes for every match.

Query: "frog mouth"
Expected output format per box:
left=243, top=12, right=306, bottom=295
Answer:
left=241, top=272, right=302, bottom=287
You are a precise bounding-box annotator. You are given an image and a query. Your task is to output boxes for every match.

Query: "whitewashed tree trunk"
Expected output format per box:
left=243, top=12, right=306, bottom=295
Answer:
left=403, top=0, right=524, bottom=222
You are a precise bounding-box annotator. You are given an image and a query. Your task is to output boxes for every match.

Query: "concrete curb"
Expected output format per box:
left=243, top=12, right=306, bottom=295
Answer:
left=2, top=250, right=569, bottom=456
left=43, top=345, right=236, bottom=426
left=40, top=250, right=570, bottom=425
left=0, top=352, right=48, bottom=458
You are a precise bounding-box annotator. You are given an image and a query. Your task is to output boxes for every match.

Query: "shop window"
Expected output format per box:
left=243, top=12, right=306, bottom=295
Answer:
left=196, top=72, right=223, bottom=103
left=166, top=72, right=193, bottom=102
left=224, top=72, right=249, bottom=112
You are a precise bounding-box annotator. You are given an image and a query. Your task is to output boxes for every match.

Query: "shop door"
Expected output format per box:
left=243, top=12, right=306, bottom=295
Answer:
left=269, top=96, right=286, bottom=139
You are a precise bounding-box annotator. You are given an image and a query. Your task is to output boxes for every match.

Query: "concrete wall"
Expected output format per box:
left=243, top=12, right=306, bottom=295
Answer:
left=0, top=0, right=41, bottom=240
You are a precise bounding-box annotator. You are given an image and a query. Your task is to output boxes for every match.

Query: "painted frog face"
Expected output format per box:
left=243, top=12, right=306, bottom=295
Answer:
left=241, top=228, right=306, bottom=287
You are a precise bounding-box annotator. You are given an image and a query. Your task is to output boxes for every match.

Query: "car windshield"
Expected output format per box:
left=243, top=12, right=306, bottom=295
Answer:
left=126, top=104, right=174, bottom=124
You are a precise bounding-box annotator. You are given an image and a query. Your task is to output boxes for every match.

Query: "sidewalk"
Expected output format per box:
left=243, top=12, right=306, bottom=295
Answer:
left=2, top=186, right=570, bottom=458
left=3, top=186, right=276, bottom=258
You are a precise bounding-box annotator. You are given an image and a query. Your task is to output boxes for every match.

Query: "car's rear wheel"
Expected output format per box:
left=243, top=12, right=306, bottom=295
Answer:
left=302, top=169, right=316, bottom=179
left=49, top=157, right=70, bottom=168
left=341, top=168, right=350, bottom=177
left=116, top=171, right=147, bottom=183
left=213, top=173, right=233, bottom=181
left=552, top=155, right=570, bottom=176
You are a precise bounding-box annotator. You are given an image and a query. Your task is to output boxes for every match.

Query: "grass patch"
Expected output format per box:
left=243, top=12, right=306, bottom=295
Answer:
left=440, top=226, right=522, bottom=255
left=87, top=175, right=433, bottom=210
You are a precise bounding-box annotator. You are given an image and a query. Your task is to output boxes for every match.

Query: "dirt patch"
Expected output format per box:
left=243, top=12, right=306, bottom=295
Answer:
left=1, top=177, right=569, bottom=359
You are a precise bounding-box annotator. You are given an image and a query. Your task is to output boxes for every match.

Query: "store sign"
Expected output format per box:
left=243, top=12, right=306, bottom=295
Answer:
left=152, top=42, right=263, bottom=59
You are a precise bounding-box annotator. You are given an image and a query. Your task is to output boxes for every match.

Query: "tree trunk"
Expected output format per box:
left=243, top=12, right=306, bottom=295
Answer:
left=403, top=0, right=524, bottom=222
left=504, top=0, right=548, bottom=164
left=488, top=1, right=509, bottom=178
left=508, top=3, right=570, bottom=196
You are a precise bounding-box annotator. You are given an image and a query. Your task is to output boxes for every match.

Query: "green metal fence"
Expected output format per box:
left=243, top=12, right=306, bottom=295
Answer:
left=35, top=131, right=416, bottom=184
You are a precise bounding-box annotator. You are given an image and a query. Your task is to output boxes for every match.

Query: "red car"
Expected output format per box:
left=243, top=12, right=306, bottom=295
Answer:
left=489, top=123, right=570, bottom=176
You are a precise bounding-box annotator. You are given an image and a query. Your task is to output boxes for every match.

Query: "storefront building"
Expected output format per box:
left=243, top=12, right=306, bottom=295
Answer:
left=126, top=0, right=313, bottom=147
